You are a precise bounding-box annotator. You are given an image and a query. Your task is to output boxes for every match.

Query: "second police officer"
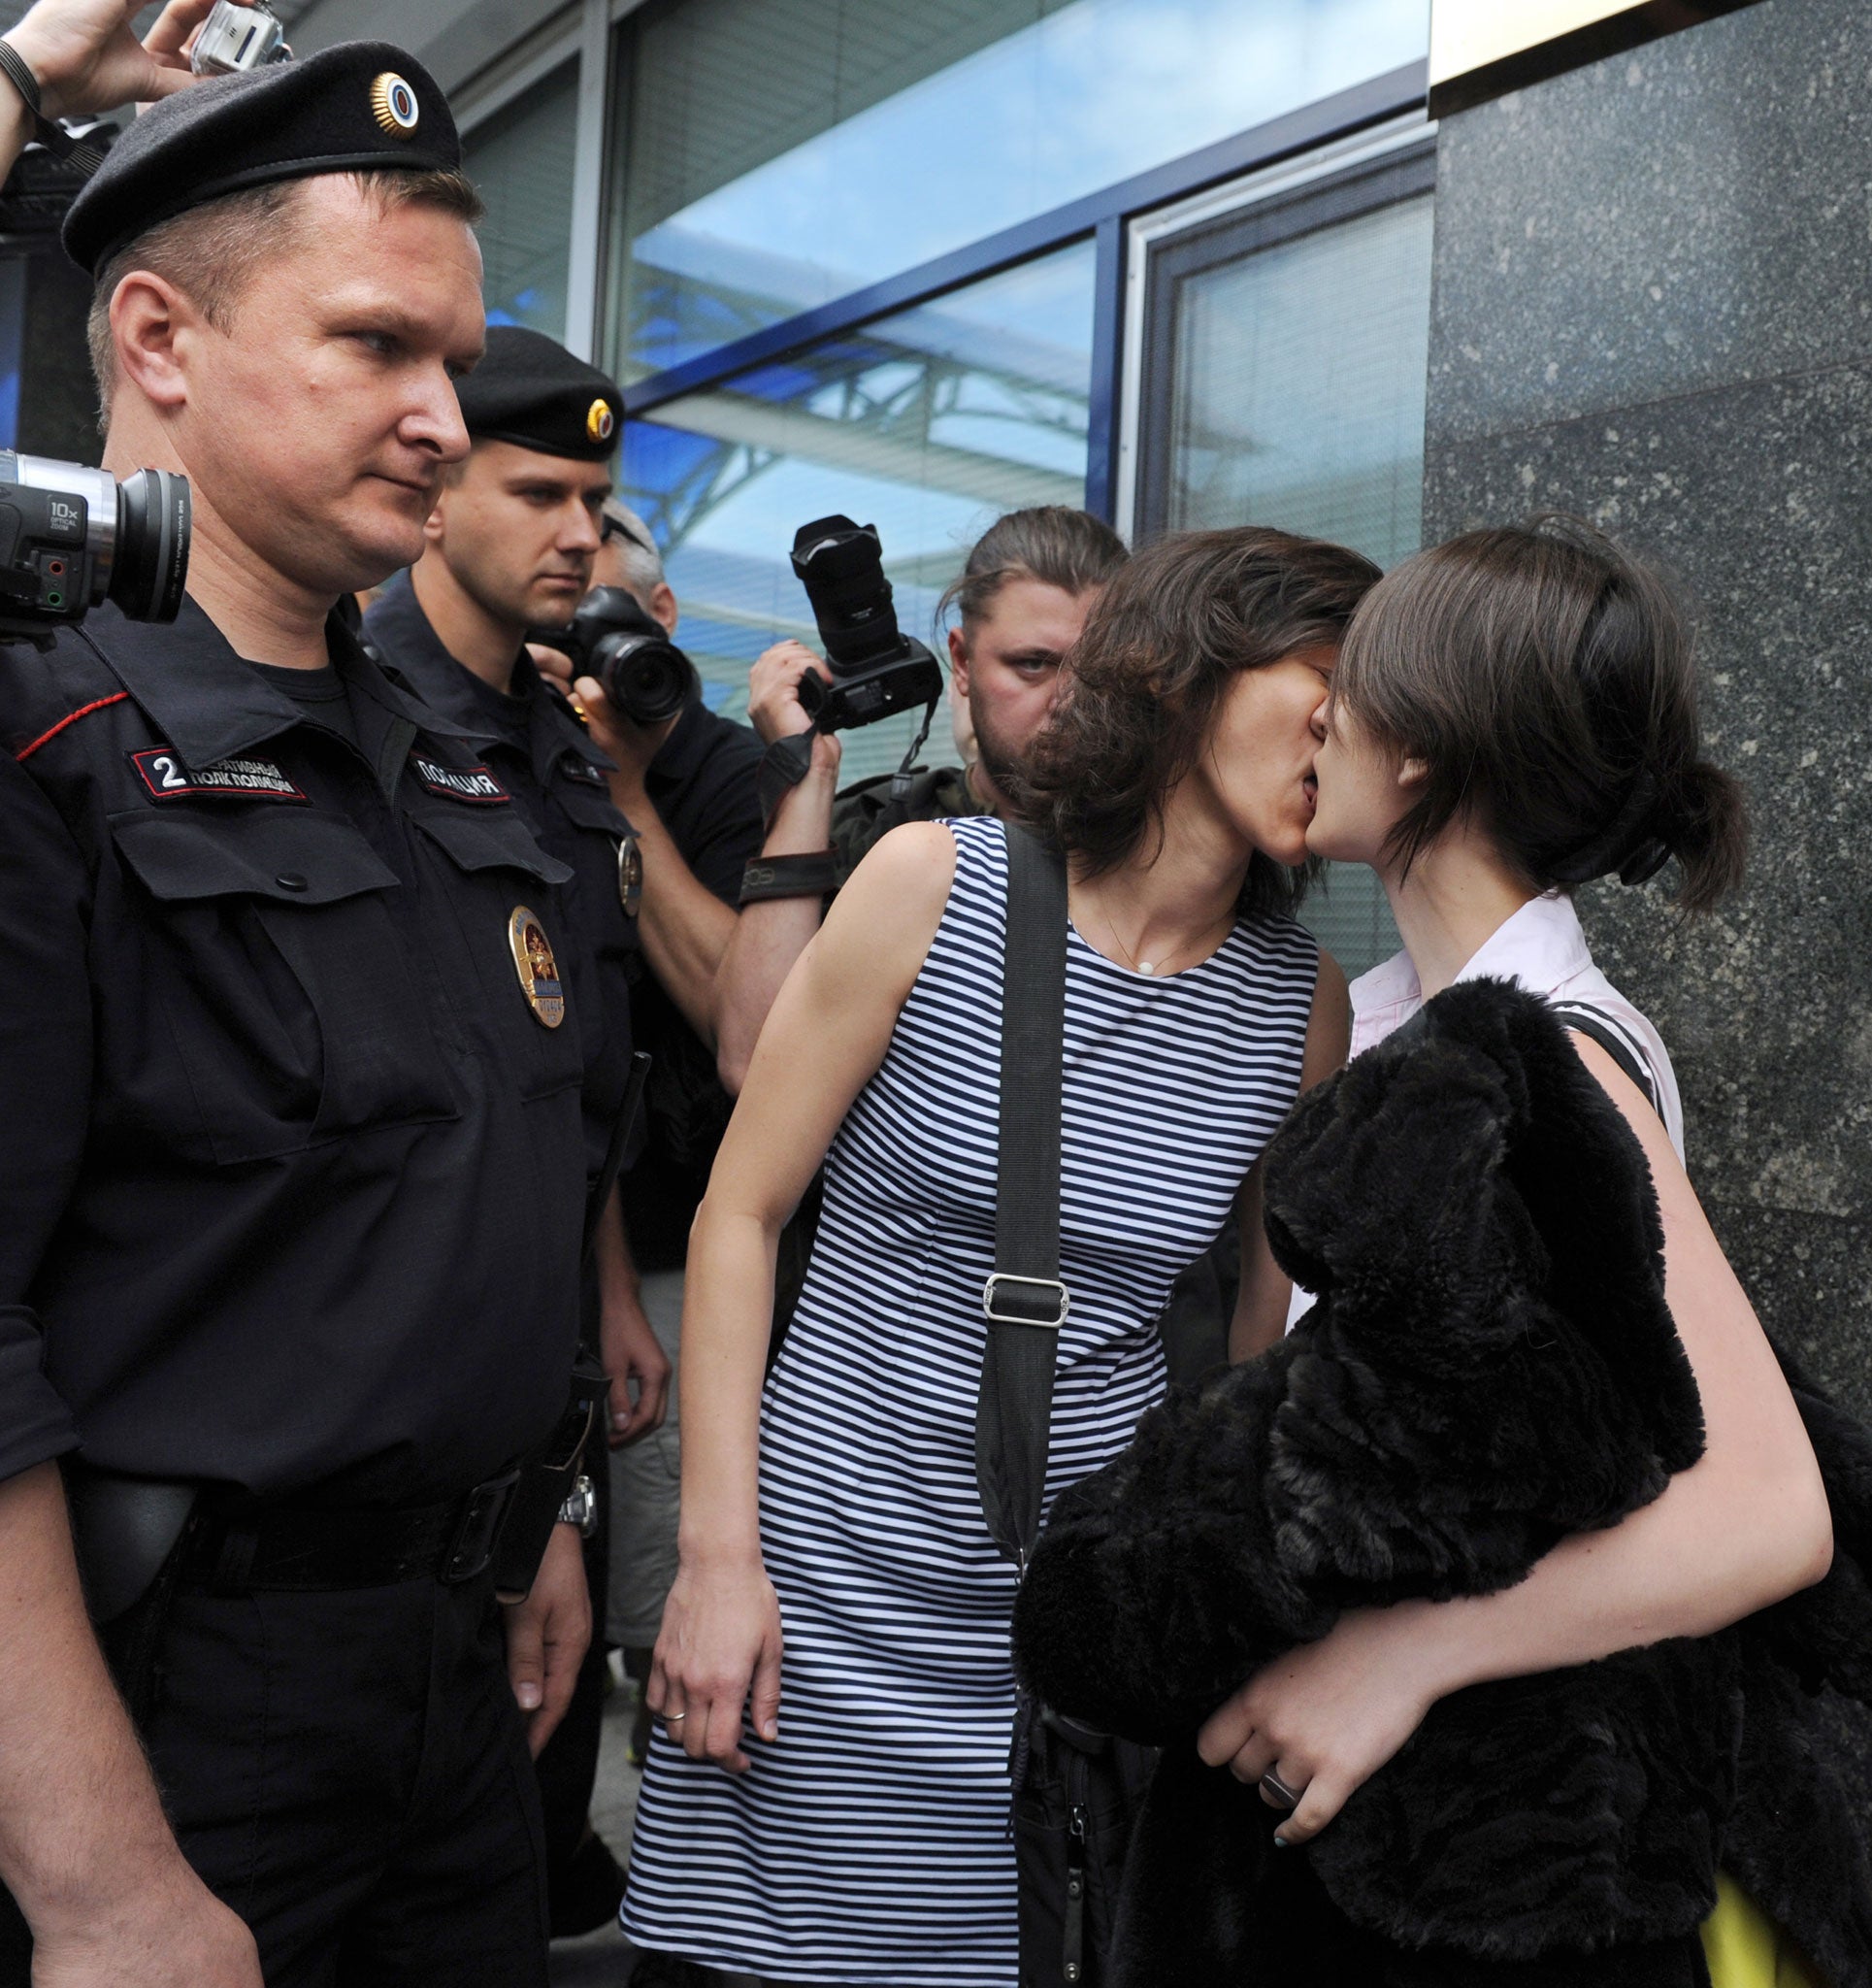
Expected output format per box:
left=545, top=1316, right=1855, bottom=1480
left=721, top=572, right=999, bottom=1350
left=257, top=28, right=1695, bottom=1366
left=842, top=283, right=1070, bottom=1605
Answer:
left=361, top=326, right=670, bottom=1933
left=0, top=44, right=608, bottom=1988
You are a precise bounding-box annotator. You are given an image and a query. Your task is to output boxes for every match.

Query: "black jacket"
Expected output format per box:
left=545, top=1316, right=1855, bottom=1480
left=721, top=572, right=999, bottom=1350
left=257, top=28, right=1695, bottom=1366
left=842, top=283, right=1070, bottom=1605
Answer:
left=0, top=599, right=601, bottom=1506
left=1014, top=978, right=1872, bottom=1985
left=364, top=573, right=640, bottom=1182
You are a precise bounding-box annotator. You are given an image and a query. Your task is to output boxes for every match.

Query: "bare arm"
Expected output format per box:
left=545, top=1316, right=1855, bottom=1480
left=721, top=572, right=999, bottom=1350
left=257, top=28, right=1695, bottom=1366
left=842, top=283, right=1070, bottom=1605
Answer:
left=1229, top=949, right=1349, bottom=1362
left=712, top=640, right=839, bottom=1095
left=0, top=1466, right=260, bottom=1983
left=620, top=785, right=736, bottom=1045
left=712, top=738, right=841, bottom=1094
left=535, top=650, right=739, bottom=1046
left=1200, top=1034, right=1833, bottom=1842
left=3, top=0, right=228, bottom=161
left=649, top=821, right=959, bottom=1772
left=1, top=0, right=234, bottom=179
left=595, top=1186, right=670, bottom=1444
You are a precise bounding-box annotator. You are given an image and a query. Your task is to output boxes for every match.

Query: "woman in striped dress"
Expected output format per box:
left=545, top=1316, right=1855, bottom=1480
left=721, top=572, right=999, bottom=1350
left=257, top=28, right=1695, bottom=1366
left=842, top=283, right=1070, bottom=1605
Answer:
left=620, top=528, right=1376, bottom=1984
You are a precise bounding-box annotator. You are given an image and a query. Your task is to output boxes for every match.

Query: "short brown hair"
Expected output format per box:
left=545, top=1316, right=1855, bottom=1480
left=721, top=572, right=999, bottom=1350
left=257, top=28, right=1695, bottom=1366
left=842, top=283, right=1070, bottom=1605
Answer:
left=87, top=167, right=484, bottom=431
left=1020, top=526, right=1381, bottom=920
left=1332, top=515, right=1748, bottom=911
left=936, top=505, right=1129, bottom=632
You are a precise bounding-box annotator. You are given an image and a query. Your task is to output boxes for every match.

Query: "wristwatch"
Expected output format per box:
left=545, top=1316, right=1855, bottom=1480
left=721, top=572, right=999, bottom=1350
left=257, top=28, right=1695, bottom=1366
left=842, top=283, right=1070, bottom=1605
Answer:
left=557, top=1473, right=598, bottom=1538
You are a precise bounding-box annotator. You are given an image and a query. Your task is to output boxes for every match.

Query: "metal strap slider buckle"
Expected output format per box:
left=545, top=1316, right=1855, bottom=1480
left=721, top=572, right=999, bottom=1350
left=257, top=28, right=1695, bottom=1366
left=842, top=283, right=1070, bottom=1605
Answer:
left=982, top=1273, right=1070, bottom=1329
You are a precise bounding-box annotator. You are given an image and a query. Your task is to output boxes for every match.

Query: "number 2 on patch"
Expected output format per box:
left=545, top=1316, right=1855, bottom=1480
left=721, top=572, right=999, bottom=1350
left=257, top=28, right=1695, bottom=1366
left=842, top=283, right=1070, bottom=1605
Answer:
left=150, top=755, right=185, bottom=789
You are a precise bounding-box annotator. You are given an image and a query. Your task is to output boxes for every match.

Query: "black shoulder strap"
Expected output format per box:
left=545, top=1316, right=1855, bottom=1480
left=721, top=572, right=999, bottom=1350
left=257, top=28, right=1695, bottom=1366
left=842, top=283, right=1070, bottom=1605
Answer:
left=1549, top=1001, right=1660, bottom=1116
left=976, top=822, right=1070, bottom=1570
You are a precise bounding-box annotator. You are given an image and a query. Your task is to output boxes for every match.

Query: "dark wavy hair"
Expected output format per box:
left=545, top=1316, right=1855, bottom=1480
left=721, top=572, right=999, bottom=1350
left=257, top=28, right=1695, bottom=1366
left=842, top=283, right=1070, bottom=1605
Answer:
left=1332, top=516, right=1748, bottom=911
left=1018, top=526, right=1382, bottom=920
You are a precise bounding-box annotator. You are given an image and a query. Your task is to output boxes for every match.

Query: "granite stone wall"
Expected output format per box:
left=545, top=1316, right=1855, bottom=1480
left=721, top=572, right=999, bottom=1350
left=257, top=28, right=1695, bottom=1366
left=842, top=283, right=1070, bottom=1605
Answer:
left=1424, top=0, right=1871, bottom=1419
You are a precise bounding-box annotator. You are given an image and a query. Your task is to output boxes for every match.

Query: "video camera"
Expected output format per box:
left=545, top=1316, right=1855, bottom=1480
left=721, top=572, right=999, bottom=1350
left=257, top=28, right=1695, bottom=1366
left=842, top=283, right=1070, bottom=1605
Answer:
left=533, top=585, right=698, bottom=726
left=0, top=453, right=190, bottom=647
left=189, top=0, right=292, bottom=74
left=789, top=514, right=943, bottom=733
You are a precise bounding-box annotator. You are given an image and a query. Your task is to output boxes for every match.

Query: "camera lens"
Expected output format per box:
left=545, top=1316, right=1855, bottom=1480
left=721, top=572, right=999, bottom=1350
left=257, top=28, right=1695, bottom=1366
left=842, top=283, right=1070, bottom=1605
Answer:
left=790, top=514, right=901, bottom=675
left=552, top=586, right=698, bottom=726
left=595, top=633, right=693, bottom=726
left=111, top=469, right=190, bottom=623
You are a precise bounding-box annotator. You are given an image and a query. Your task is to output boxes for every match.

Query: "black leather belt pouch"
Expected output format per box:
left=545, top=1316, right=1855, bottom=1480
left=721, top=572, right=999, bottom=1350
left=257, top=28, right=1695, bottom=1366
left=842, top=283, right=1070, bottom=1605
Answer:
left=489, top=1358, right=607, bottom=1605
left=61, top=1460, right=201, bottom=1727
left=60, top=1458, right=199, bottom=1627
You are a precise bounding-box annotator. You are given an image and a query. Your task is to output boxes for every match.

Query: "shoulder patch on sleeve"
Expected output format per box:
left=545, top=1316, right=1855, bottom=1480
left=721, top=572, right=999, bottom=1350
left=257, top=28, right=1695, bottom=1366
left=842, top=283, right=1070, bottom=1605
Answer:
left=130, top=747, right=308, bottom=802
left=410, top=754, right=510, bottom=805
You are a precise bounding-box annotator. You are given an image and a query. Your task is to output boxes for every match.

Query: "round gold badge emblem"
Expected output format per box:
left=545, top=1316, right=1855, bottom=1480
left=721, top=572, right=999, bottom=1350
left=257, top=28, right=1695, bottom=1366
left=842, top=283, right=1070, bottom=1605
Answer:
left=617, top=833, right=642, bottom=918
left=370, top=72, right=420, bottom=139
left=508, top=906, right=565, bottom=1027
left=586, top=398, right=615, bottom=445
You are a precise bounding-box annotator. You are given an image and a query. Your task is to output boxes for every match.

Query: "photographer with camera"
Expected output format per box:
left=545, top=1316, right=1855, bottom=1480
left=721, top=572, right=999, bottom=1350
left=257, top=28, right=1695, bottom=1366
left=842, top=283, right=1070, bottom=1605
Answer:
left=360, top=326, right=671, bottom=1937
left=552, top=502, right=765, bottom=1060
left=0, top=48, right=615, bottom=1988
left=534, top=501, right=766, bottom=1768
left=539, top=504, right=766, bottom=1278
left=713, top=505, right=1128, bottom=1093
left=0, top=0, right=235, bottom=182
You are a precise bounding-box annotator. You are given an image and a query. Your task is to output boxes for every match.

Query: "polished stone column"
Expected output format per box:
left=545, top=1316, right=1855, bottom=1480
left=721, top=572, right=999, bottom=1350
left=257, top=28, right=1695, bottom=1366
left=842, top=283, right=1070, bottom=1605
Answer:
left=1424, top=0, right=1871, bottom=1422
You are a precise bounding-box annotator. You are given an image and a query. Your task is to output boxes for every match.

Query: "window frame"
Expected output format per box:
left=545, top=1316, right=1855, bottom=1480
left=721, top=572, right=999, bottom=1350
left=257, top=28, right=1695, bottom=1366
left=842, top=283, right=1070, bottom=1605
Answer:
left=1129, top=132, right=1437, bottom=541
left=454, top=0, right=617, bottom=357
left=611, top=55, right=1430, bottom=523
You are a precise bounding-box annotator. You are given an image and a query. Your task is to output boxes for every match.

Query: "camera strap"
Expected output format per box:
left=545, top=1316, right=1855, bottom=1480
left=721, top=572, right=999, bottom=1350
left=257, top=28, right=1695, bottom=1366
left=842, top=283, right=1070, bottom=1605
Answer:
left=0, top=45, right=108, bottom=173
left=976, top=821, right=1070, bottom=1571
left=888, top=696, right=938, bottom=802
left=754, top=693, right=939, bottom=825
left=756, top=730, right=816, bottom=827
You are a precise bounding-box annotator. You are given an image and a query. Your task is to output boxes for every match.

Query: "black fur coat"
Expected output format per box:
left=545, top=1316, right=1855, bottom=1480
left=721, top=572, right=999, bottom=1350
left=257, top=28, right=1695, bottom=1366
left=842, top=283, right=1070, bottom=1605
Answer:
left=1011, top=978, right=1872, bottom=1986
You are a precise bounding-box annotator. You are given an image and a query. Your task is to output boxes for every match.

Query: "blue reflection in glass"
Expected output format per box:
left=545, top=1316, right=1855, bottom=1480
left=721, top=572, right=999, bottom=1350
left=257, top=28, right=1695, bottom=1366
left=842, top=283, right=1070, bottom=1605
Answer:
left=466, top=62, right=576, bottom=341
left=0, top=255, right=22, bottom=449
left=622, top=242, right=1096, bottom=782
left=622, top=0, right=1428, bottom=379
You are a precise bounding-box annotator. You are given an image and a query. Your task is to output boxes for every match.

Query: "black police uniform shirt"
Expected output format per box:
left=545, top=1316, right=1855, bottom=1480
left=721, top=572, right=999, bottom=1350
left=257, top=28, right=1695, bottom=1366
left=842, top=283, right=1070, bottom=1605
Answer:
left=619, top=684, right=765, bottom=1272
left=363, top=572, right=639, bottom=1180
left=0, top=597, right=602, bottom=1504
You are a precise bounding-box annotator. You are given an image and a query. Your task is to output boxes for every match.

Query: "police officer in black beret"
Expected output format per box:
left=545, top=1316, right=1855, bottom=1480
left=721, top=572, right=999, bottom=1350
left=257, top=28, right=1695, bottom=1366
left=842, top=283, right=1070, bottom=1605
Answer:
left=0, top=43, right=607, bottom=1988
left=362, top=326, right=671, bottom=1933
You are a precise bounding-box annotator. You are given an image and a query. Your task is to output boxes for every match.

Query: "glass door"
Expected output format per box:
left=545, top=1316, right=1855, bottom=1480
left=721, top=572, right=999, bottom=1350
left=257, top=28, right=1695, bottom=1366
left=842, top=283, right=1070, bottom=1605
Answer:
left=1129, top=134, right=1435, bottom=978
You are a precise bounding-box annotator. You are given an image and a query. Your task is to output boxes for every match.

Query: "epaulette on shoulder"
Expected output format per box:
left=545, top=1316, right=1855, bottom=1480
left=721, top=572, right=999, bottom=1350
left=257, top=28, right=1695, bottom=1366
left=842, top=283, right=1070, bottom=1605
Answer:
left=1, top=624, right=128, bottom=765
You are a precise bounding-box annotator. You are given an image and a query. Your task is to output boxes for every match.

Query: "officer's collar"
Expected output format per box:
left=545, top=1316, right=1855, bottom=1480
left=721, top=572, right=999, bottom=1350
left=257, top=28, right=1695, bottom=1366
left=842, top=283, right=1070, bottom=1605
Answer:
left=96, top=592, right=490, bottom=770
left=365, top=570, right=617, bottom=786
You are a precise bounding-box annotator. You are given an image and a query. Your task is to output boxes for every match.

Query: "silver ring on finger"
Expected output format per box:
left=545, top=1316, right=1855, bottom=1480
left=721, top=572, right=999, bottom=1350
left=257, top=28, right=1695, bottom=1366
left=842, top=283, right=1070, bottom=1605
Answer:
left=1259, top=1769, right=1302, bottom=1809
left=664, top=1709, right=687, bottom=1724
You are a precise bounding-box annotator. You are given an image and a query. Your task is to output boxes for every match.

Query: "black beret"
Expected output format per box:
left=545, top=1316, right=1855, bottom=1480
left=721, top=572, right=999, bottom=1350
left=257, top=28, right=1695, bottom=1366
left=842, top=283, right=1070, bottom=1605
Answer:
left=455, top=326, right=622, bottom=463
left=64, top=41, right=459, bottom=276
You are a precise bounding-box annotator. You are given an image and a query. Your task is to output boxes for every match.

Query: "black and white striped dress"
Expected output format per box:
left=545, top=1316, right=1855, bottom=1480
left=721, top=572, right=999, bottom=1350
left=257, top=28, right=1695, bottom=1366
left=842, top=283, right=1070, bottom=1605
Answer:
left=622, top=816, right=1319, bottom=1984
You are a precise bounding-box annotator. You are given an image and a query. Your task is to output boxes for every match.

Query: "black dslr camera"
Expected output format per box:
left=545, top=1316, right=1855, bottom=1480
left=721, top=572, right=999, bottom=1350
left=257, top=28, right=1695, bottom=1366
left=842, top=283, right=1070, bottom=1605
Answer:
left=789, top=514, right=943, bottom=732
left=0, top=453, right=190, bottom=646
left=534, top=585, right=699, bottom=726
